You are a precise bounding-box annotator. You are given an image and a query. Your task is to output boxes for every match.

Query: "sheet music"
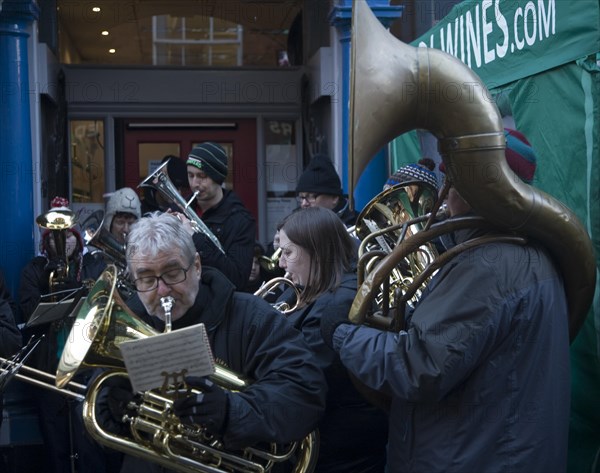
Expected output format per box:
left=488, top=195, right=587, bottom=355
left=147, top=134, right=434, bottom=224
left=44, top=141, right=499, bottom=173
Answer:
left=119, top=323, right=215, bottom=392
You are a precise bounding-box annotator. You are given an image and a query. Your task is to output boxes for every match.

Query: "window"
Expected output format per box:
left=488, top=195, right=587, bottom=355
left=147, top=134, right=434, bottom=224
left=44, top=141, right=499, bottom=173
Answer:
left=153, top=15, right=242, bottom=66
left=70, top=120, right=105, bottom=203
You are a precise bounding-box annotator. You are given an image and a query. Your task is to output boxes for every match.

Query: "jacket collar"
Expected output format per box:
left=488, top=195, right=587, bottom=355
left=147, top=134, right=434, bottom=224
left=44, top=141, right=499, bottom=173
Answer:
left=172, top=266, right=235, bottom=332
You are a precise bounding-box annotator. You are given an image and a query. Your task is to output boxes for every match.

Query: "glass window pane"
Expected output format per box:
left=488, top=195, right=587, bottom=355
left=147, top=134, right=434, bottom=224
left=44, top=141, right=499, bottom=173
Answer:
left=70, top=120, right=105, bottom=203
left=155, top=43, right=184, bottom=66
left=186, top=16, right=211, bottom=40
left=264, top=119, right=298, bottom=244
left=155, top=15, right=183, bottom=40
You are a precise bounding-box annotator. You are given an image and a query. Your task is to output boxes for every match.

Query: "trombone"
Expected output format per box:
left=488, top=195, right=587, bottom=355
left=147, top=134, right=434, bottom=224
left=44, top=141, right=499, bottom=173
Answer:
left=0, top=336, right=86, bottom=400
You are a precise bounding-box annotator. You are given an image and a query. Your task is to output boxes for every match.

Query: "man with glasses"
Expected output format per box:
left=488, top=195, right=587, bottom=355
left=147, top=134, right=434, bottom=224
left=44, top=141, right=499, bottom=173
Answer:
left=105, top=212, right=326, bottom=473
left=295, top=154, right=358, bottom=227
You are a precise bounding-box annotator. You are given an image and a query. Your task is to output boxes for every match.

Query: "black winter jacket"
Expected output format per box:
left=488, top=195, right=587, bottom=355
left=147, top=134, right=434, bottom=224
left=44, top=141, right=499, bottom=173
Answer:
left=0, top=270, right=21, bottom=356
left=119, top=267, right=327, bottom=473
left=278, top=272, right=388, bottom=473
left=18, top=255, right=97, bottom=373
left=192, top=189, right=256, bottom=290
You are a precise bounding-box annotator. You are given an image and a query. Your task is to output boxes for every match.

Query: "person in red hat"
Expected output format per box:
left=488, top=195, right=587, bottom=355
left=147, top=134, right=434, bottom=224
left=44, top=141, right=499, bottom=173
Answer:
left=18, top=196, right=116, bottom=473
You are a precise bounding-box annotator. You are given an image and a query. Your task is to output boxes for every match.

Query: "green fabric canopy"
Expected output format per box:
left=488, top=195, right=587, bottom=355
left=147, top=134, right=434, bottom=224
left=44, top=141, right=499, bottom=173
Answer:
left=390, top=1, right=600, bottom=471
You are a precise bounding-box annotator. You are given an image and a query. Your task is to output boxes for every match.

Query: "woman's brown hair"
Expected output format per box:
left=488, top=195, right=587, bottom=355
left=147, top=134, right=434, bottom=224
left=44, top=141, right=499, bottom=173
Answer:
left=279, top=207, right=355, bottom=305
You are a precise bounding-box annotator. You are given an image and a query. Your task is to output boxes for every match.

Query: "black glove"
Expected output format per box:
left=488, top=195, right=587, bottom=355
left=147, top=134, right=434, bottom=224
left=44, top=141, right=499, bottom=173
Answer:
left=95, top=376, right=136, bottom=436
left=320, top=305, right=353, bottom=350
left=44, top=259, right=62, bottom=274
left=44, top=260, right=79, bottom=292
left=173, top=376, right=228, bottom=435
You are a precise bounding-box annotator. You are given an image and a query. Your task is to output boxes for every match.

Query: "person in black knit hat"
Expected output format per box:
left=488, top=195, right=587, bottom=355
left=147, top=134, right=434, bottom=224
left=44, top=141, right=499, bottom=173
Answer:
left=295, top=154, right=358, bottom=227
left=185, top=141, right=256, bottom=290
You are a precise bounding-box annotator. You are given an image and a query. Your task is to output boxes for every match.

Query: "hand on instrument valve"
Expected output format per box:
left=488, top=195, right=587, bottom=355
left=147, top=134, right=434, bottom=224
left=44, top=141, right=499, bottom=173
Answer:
left=173, top=376, right=229, bottom=436
left=320, top=304, right=353, bottom=350
left=96, top=376, right=137, bottom=436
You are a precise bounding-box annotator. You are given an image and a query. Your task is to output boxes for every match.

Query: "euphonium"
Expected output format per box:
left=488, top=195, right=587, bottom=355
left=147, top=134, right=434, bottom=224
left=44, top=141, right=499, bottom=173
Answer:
left=139, top=159, right=225, bottom=254
left=57, top=265, right=318, bottom=473
left=348, top=0, right=595, bottom=339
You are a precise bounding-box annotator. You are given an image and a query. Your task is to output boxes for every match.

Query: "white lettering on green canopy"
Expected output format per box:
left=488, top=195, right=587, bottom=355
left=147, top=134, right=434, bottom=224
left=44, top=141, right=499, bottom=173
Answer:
left=412, top=0, right=600, bottom=88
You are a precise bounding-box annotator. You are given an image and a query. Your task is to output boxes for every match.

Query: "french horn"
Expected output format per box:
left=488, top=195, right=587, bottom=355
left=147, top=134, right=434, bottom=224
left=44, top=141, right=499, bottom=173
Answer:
left=352, top=181, right=445, bottom=330
left=348, top=0, right=596, bottom=340
left=56, top=265, right=319, bottom=473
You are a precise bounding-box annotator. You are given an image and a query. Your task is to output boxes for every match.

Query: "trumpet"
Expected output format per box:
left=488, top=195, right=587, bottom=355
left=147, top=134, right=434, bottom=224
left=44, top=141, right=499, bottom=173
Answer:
left=139, top=160, right=225, bottom=254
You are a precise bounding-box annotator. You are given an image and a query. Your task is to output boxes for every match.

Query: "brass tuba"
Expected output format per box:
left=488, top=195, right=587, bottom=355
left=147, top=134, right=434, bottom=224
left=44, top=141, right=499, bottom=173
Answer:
left=36, top=206, right=78, bottom=295
left=348, top=0, right=596, bottom=340
left=139, top=159, right=225, bottom=254
left=56, top=265, right=319, bottom=473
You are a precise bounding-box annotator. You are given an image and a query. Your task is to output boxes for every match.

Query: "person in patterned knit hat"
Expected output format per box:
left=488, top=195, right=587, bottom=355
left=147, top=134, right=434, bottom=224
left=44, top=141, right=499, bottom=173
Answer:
left=383, top=157, right=439, bottom=191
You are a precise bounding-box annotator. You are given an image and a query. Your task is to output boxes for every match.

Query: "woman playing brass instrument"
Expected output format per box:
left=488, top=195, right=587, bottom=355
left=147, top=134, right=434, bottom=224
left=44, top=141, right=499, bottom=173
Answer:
left=276, top=207, right=388, bottom=473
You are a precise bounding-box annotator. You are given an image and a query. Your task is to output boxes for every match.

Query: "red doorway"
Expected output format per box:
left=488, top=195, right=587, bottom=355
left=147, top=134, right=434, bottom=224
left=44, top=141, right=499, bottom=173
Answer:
left=123, top=119, right=258, bottom=218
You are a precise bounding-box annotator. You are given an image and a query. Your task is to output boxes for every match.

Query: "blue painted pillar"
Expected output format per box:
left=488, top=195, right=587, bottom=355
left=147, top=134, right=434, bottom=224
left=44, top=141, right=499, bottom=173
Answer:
left=0, top=0, right=39, bottom=307
left=329, top=0, right=403, bottom=211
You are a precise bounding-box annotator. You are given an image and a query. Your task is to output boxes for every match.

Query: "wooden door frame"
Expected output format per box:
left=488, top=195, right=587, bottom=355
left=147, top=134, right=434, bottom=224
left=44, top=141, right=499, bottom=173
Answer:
left=123, top=118, right=258, bottom=219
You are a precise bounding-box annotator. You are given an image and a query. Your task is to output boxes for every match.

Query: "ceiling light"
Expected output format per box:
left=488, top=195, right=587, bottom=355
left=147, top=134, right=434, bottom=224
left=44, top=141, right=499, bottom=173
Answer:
left=109, top=49, right=116, bottom=54
left=101, top=30, right=109, bottom=36
left=92, top=7, right=101, bottom=12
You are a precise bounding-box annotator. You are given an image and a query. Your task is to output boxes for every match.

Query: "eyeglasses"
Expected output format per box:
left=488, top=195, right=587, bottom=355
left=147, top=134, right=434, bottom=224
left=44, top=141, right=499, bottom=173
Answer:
left=132, top=262, right=194, bottom=292
left=296, top=193, right=320, bottom=204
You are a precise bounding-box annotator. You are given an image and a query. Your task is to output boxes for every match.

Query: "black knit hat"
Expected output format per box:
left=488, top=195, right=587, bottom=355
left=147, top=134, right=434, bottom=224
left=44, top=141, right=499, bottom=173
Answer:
left=296, top=155, right=343, bottom=196
left=162, top=155, right=189, bottom=189
left=187, top=142, right=228, bottom=184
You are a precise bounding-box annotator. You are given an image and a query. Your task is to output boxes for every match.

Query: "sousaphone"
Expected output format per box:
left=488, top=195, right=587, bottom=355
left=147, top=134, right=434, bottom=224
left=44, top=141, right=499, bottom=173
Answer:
left=348, top=0, right=595, bottom=340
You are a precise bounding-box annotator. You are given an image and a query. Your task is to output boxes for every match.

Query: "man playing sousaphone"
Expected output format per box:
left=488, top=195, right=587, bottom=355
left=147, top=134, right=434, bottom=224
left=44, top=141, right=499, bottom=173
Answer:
left=97, top=212, right=326, bottom=473
left=321, top=130, right=574, bottom=472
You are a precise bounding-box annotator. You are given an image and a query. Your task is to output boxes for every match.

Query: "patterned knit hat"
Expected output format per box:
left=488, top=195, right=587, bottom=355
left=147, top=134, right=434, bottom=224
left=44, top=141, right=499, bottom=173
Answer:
left=385, top=158, right=439, bottom=191
left=187, top=142, right=228, bottom=184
